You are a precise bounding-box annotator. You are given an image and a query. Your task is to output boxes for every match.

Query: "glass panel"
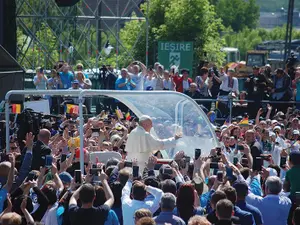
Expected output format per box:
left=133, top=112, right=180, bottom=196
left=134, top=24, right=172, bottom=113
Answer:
left=109, top=92, right=219, bottom=157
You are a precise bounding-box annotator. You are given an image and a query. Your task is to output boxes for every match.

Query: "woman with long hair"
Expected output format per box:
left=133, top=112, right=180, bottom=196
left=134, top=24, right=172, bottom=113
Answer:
left=175, top=184, right=204, bottom=224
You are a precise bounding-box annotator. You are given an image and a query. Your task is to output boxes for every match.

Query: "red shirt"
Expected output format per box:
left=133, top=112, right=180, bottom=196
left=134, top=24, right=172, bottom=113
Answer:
left=173, top=76, right=193, bottom=93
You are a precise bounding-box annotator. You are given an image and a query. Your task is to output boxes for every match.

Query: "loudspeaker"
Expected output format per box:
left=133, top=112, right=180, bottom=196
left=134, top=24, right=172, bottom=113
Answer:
left=0, top=0, right=17, bottom=58
left=55, top=0, right=80, bottom=7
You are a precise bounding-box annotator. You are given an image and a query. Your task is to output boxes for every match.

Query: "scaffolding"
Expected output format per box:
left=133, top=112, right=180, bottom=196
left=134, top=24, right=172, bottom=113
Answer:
left=16, top=0, right=149, bottom=72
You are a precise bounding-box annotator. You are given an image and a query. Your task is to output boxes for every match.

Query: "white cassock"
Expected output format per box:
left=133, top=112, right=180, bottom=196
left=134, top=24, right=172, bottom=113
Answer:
left=125, top=126, right=176, bottom=169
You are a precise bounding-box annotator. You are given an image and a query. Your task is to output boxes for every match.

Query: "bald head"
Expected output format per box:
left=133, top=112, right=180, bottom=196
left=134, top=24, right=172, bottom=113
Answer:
left=38, top=129, right=51, bottom=144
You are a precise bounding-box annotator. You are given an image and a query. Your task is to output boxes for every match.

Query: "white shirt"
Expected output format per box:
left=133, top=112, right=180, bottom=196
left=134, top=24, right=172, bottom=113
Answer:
left=144, top=77, right=157, bottom=90
left=130, top=72, right=143, bottom=90
left=125, top=126, right=176, bottom=169
left=41, top=203, right=58, bottom=225
left=122, top=181, right=163, bottom=225
left=182, top=80, right=190, bottom=92
left=219, top=73, right=239, bottom=93
left=163, top=79, right=175, bottom=90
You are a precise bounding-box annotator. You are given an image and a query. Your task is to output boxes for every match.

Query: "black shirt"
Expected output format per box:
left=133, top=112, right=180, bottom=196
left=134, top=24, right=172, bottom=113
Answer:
left=69, top=205, right=110, bottom=225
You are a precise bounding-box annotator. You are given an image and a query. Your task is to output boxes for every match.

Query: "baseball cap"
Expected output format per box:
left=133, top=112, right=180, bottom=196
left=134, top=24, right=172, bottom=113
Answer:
left=59, top=172, right=73, bottom=184
left=228, top=68, right=235, bottom=72
left=293, top=130, right=300, bottom=135
left=72, top=80, right=79, bottom=84
left=273, top=126, right=281, bottom=131
left=265, top=64, right=271, bottom=68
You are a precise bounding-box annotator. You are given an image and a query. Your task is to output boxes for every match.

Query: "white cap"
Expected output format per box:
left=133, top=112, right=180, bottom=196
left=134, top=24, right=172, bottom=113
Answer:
left=220, top=125, right=228, bottom=130
left=265, top=64, right=271, bottom=68
left=271, top=120, right=278, bottom=124
left=139, top=115, right=152, bottom=122
left=293, top=130, right=300, bottom=135
left=273, top=126, right=281, bottom=131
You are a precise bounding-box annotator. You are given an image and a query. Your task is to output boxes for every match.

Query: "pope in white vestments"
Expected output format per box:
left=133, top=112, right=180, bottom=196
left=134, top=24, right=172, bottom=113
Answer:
left=125, top=115, right=180, bottom=169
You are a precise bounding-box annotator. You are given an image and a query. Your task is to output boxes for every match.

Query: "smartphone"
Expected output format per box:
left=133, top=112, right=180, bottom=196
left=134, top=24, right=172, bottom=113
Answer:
left=133, top=166, right=139, bottom=178
left=61, top=154, right=67, bottom=163
left=217, top=171, right=223, bottom=182
left=195, top=149, right=201, bottom=160
left=163, top=167, right=173, bottom=175
left=185, top=156, right=191, bottom=164
left=26, top=172, right=37, bottom=182
left=280, top=157, right=287, bottom=168
left=253, top=157, right=263, bottom=171
left=216, top=147, right=222, bottom=156
left=154, top=163, right=163, bottom=170
left=90, top=168, right=101, bottom=176
left=75, top=170, right=82, bottom=183
left=233, top=157, right=238, bottom=165
left=226, top=167, right=233, bottom=180
left=45, top=155, right=53, bottom=168
left=210, top=162, right=219, bottom=169
left=124, top=161, right=133, bottom=168
left=237, top=145, right=244, bottom=151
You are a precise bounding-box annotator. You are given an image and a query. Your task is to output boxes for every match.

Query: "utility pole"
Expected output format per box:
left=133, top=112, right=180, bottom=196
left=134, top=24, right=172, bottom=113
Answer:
left=284, top=0, right=295, bottom=61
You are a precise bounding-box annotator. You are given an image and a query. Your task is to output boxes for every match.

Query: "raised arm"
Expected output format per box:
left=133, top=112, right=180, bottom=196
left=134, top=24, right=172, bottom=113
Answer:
left=3, top=154, right=15, bottom=192
left=100, top=172, right=114, bottom=209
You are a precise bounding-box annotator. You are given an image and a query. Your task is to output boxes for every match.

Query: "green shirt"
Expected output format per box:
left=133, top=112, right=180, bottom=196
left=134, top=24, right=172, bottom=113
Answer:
left=286, top=165, right=300, bottom=196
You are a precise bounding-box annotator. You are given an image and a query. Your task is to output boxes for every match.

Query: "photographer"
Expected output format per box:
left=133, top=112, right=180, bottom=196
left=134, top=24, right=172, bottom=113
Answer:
left=245, top=66, right=269, bottom=118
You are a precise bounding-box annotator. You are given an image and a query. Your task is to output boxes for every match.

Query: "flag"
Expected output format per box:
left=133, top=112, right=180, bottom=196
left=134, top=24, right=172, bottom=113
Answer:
left=66, top=104, right=79, bottom=114
left=125, top=112, right=131, bottom=121
left=11, top=104, right=21, bottom=114
left=115, top=109, right=124, bottom=119
left=223, top=117, right=230, bottom=126
left=104, top=40, right=113, bottom=55
left=239, top=117, right=249, bottom=126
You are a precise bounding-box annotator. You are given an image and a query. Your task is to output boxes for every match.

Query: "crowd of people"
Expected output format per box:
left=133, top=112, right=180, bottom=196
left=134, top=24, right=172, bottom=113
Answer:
left=0, top=59, right=299, bottom=225
left=32, top=60, right=300, bottom=120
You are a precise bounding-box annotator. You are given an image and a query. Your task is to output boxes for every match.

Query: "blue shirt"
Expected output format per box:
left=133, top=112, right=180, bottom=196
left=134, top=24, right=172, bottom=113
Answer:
left=234, top=206, right=255, bottom=225
left=105, top=210, right=120, bottom=225
left=0, top=189, right=8, bottom=213
left=115, top=77, right=129, bottom=90
left=59, top=71, right=74, bottom=89
left=173, top=207, right=204, bottom=224
left=200, top=191, right=210, bottom=208
left=236, top=200, right=263, bottom=225
left=111, top=207, right=123, bottom=225
left=249, top=177, right=262, bottom=196
left=154, top=211, right=186, bottom=225
left=246, top=193, right=291, bottom=225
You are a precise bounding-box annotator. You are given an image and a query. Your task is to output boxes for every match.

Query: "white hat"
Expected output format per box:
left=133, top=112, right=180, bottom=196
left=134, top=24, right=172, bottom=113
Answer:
left=293, top=130, right=300, bottom=135
left=265, top=64, right=271, bottom=68
left=266, top=168, right=278, bottom=177
left=269, top=132, right=276, bottom=137
left=220, top=125, right=228, bottom=130
left=139, top=115, right=152, bottom=122
left=273, top=126, right=281, bottom=131
left=271, top=120, right=278, bottom=124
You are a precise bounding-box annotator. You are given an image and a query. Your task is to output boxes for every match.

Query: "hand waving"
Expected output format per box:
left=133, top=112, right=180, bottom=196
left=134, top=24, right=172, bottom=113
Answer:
left=25, top=132, right=35, bottom=149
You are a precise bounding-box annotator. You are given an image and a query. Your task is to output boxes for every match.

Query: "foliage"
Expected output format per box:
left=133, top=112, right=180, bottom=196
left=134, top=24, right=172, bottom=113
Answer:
left=215, top=0, right=260, bottom=32
left=223, top=26, right=300, bottom=60
left=119, top=0, right=226, bottom=68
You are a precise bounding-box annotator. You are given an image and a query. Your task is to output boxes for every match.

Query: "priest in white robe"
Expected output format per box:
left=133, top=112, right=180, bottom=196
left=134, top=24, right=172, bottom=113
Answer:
left=125, top=115, right=181, bottom=169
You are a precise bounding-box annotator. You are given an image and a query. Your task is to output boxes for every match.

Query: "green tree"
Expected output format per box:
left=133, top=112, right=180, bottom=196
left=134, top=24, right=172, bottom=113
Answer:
left=224, top=26, right=300, bottom=60
left=119, top=0, right=226, bottom=69
left=216, top=0, right=259, bottom=32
